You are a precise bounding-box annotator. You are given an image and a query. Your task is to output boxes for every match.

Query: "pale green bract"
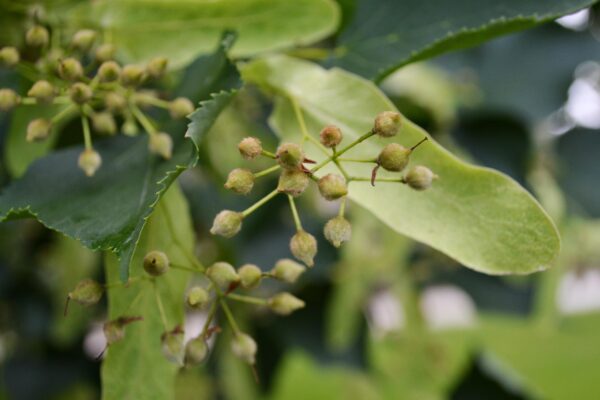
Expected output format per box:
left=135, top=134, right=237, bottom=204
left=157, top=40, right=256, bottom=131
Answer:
left=242, top=55, right=560, bottom=275
left=68, top=0, right=340, bottom=68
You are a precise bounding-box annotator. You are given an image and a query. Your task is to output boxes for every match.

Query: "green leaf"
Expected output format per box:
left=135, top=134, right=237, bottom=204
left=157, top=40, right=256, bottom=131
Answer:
left=102, top=185, right=193, bottom=400
left=0, top=33, right=239, bottom=280
left=242, top=55, right=560, bottom=275
left=68, top=0, right=340, bottom=69
left=328, top=0, right=596, bottom=81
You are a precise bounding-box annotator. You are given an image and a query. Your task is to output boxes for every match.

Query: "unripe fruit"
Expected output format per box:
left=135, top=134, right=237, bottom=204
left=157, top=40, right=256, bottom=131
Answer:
left=146, top=56, right=168, bottom=79
left=373, top=111, right=402, bottom=137
left=206, top=262, right=239, bottom=287
left=185, top=336, right=208, bottom=365
left=27, top=80, right=55, bottom=103
left=26, top=25, right=49, bottom=47
left=238, top=264, right=262, bottom=289
left=238, top=137, right=262, bottom=160
left=98, top=61, right=121, bottom=82
left=58, top=58, right=83, bottom=81
left=105, top=92, right=127, bottom=112
left=324, top=216, right=351, bottom=248
left=186, top=286, right=209, bottom=309
left=210, top=210, right=243, bottom=238
left=0, top=47, right=20, bottom=67
left=68, top=279, right=104, bottom=306
left=276, top=142, right=304, bottom=170
left=143, top=250, right=170, bottom=276
left=69, top=82, right=93, bottom=104
left=78, top=149, right=102, bottom=177
left=148, top=132, right=173, bottom=159
left=169, top=97, right=194, bottom=119
left=319, top=125, right=343, bottom=148
left=71, top=29, right=97, bottom=51
left=271, top=258, right=305, bottom=284
left=377, top=143, right=410, bottom=172
left=317, top=173, right=348, bottom=201
left=268, top=292, right=305, bottom=315
left=231, top=332, right=257, bottom=364
left=26, top=118, right=51, bottom=142
left=0, top=89, right=20, bottom=111
left=122, top=119, right=139, bottom=136
left=103, top=316, right=142, bottom=345
left=404, top=165, right=437, bottom=191
left=225, top=168, right=254, bottom=195
left=95, top=43, right=116, bottom=62
left=121, top=64, right=145, bottom=86
left=92, top=112, right=117, bottom=135
left=290, top=230, right=317, bottom=267
left=161, top=327, right=185, bottom=365
left=277, top=169, right=309, bottom=197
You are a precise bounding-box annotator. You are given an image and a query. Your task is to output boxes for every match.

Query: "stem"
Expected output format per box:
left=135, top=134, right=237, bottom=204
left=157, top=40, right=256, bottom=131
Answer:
left=311, top=131, right=375, bottom=173
left=338, top=197, right=347, bottom=217
left=81, top=114, right=92, bottom=150
left=51, top=104, right=77, bottom=124
left=227, top=293, right=268, bottom=306
left=337, top=158, right=376, bottom=163
left=201, top=301, right=218, bottom=338
left=410, top=137, right=428, bottom=151
left=219, top=298, right=240, bottom=334
left=135, top=94, right=171, bottom=109
left=287, top=195, right=303, bottom=231
left=171, top=263, right=202, bottom=273
left=153, top=280, right=169, bottom=330
left=130, top=103, right=157, bottom=135
left=350, top=177, right=406, bottom=183
left=241, top=189, right=279, bottom=217
left=261, top=150, right=276, bottom=159
left=253, top=165, right=280, bottom=179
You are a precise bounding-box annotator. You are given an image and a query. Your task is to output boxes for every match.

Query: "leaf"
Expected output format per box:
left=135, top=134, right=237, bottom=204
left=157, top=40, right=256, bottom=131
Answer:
left=0, top=33, right=239, bottom=280
left=242, top=55, right=560, bottom=275
left=328, top=0, right=596, bottom=81
left=67, top=0, right=340, bottom=69
left=102, top=185, right=193, bottom=400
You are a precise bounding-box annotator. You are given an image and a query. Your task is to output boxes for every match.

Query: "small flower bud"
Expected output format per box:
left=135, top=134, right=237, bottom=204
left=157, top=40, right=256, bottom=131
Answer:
left=161, top=327, right=185, bottom=365
left=268, top=292, right=305, bottom=315
left=26, top=118, right=51, bottom=142
left=69, top=82, right=93, bottom=104
left=324, top=216, right=351, bottom=248
left=404, top=165, right=437, bottom=191
left=231, top=332, right=257, bottom=364
left=238, top=264, right=262, bottom=289
left=225, top=168, right=255, bottom=195
left=146, top=57, right=168, bottom=79
left=95, top=43, right=116, bottom=62
left=121, top=64, right=145, bottom=87
left=58, top=58, right=83, bottom=81
left=92, top=112, right=117, bottom=135
left=276, top=143, right=304, bottom=170
left=68, top=279, right=104, bottom=306
left=317, top=173, right=348, bottom=201
left=0, top=47, right=20, bottom=67
left=168, top=97, right=194, bottom=119
left=103, top=316, right=142, bottom=345
left=143, top=250, right=170, bottom=276
left=105, top=92, right=127, bottom=112
left=0, top=89, right=20, bottom=111
left=122, top=119, right=139, bottom=136
left=27, top=80, right=55, bottom=103
left=290, top=230, right=317, bottom=267
left=98, top=61, right=121, bottom=82
left=377, top=143, right=410, bottom=172
left=71, top=29, right=97, bottom=51
left=210, top=210, right=243, bottom=238
left=277, top=169, right=309, bottom=197
left=271, top=258, right=305, bottom=284
left=25, top=25, right=49, bottom=47
left=186, top=286, right=209, bottom=309
left=238, top=137, right=262, bottom=160
left=78, top=149, right=102, bottom=177
left=373, top=111, right=402, bottom=137
left=319, top=125, right=343, bottom=148
left=148, top=132, right=173, bottom=159
left=206, top=262, right=239, bottom=287
left=185, top=336, right=208, bottom=365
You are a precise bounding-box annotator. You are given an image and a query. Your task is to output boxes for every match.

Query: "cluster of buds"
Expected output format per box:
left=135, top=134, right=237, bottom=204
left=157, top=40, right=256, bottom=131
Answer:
left=65, top=250, right=307, bottom=368
left=0, top=10, right=194, bottom=176
left=210, top=111, right=437, bottom=267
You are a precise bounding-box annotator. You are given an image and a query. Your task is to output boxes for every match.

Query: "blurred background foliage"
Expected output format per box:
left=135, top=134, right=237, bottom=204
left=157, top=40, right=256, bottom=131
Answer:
left=2, top=1, right=600, bottom=399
